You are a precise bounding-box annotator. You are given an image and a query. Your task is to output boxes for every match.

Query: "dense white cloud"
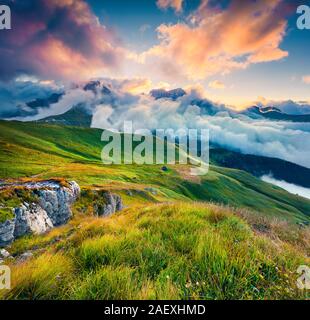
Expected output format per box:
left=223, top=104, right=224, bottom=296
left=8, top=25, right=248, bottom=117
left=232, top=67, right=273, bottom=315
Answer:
left=261, top=175, right=310, bottom=199
left=90, top=82, right=310, bottom=169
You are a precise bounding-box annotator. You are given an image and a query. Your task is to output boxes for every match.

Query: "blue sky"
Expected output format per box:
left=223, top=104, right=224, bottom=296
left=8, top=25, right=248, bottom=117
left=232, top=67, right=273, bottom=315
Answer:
left=85, top=0, right=310, bottom=106
left=0, top=0, right=309, bottom=107
left=87, top=0, right=200, bottom=50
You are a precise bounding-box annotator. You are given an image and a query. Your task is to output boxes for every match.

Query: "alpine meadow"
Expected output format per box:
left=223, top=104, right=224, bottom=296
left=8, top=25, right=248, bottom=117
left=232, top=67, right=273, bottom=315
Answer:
left=0, top=0, right=310, bottom=304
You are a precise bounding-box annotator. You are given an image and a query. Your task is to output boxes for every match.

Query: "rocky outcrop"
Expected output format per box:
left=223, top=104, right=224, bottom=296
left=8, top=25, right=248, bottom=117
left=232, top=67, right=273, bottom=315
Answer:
left=0, top=181, right=126, bottom=247
left=94, top=192, right=123, bottom=216
left=0, top=181, right=80, bottom=247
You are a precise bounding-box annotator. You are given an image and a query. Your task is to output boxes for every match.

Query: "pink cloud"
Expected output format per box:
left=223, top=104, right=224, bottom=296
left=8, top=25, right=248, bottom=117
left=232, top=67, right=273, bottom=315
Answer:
left=0, top=0, right=123, bottom=81
left=157, top=0, right=183, bottom=13
left=302, top=75, right=310, bottom=84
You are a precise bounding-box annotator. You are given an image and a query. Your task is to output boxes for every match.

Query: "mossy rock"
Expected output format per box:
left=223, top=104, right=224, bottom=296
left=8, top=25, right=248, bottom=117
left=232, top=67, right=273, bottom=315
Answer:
left=0, top=188, right=39, bottom=223
left=73, top=189, right=110, bottom=216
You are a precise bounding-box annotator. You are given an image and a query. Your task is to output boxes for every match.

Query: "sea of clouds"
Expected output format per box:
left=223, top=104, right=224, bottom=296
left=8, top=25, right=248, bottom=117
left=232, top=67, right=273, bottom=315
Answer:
left=1, top=78, right=310, bottom=169
left=89, top=81, right=310, bottom=169
left=261, top=175, right=310, bottom=200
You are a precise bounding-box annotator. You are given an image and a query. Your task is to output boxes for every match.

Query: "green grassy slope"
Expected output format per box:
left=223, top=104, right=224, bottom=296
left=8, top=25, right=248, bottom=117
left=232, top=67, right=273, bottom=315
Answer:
left=38, top=106, right=92, bottom=127
left=0, top=120, right=310, bottom=222
left=1, top=202, right=309, bottom=300
left=0, top=120, right=309, bottom=300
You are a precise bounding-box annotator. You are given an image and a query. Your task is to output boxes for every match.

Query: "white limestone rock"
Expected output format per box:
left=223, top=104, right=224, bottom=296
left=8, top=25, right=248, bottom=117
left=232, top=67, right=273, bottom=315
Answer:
left=14, top=204, right=53, bottom=237
left=0, top=219, right=15, bottom=247
left=0, top=180, right=80, bottom=247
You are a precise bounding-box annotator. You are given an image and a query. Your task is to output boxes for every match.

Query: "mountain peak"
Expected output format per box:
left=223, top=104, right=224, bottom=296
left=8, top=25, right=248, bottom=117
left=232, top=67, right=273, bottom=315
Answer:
left=150, top=88, right=186, bottom=100
left=38, top=104, right=92, bottom=127
left=246, top=105, right=310, bottom=122
left=83, top=80, right=112, bottom=95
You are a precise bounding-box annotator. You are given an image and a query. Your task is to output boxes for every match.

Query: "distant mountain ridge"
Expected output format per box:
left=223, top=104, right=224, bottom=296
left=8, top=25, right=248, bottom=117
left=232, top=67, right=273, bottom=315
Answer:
left=83, top=80, right=112, bottom=95
left=38, top=80, right=116, bottom=126
left=246, top=106, right=310, bottom=122
left=7, top=81, right=310, bottom=123
left=210, top=147, right=310, bottom=188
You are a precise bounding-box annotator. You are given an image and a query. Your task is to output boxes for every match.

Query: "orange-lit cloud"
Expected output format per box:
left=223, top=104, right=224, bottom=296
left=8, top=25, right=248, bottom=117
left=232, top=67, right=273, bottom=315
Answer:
left=302, top=75, right=310, bottom=84
left=209, top=80, right=226, bottom=89
left=143, top=0, right=289, bottom=80
left=157, top=0, right=183, bottom=13
left=119, top=78, right=153, bottom=94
